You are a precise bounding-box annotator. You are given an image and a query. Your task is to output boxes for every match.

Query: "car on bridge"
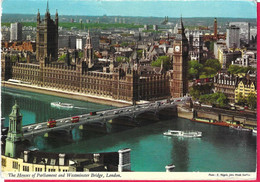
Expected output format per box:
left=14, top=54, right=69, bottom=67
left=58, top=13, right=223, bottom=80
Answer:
left=34, top=125, right=42, bottom=130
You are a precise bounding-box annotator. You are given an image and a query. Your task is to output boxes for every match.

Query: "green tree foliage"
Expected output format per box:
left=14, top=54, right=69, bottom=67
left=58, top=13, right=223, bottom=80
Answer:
left=228, top=65, right=256, bottom=75
left=10, top=55, right=27, bottom=63
left=201, top=59, right=221, bottom=77
left=120, top=42, right=129, bottom=47
left=247, top=92, right=257, bottom=109
left=58, top=54, right=66, bottom=62
left=188, top=60, right=203, bottom=79
left=199, top=92, right=228, bottom=107
left=236, top=92, right=246, bottom=106
left=2, top=22, right=143, bottom=30
left=189, top=84, right=213, bottom=100
left=116, top=56, right=129, bottom=63
left=78, top=51, right=83, bottom=58
left=209, top=41, right=214, bottom=52
left=151, top=56, right=171, bottom=71
left=137, top=50, right=143, bottom=59
left=10, top=55, right=18, bottom=62
left=189, top=86, right=201, bottom=100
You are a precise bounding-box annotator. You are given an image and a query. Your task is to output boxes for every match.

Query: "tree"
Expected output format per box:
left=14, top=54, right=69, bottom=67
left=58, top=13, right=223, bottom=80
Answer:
left=204, top=59, right=221, bottom=74
left=247, top=92, right=257, bottom=109
left=58, top=54, right=66, bottom=62
left=121, top=42, right=129, bottom=47
left=116, top=56, right=129, bottom=63
left=151, top=56, right=171, bottom=71
left=199, top=92, right=228, bottom=108
left=215, top=92, right=228, bottom=107
left=202, top=67, right=217, bottom=77
left=237, top=92, right=246, bottom=106
left=199, top=94, right=211, bottom=104
left=78, top=51, right=84, bottom=58
left=188, top=60, right=203, bottom=79
left=137, top=50, right=143, bottom=59
left=228, top=65, right=256, bottom=75
left=189, top=86, right=201, bottom=100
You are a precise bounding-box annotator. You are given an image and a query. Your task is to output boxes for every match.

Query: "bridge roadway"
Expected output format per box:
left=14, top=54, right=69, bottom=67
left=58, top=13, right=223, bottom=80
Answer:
left=22, top=97, right=190, bottom=138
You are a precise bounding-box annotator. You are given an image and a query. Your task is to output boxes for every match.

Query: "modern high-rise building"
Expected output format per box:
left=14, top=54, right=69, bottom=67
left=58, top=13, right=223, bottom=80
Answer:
left=10, top=22, right=22, bottom=41
left=36, top=2, right=58, bottom=62
left=226, top=25, right=240, bottom=49
left=229, top=22, right=250, bottom=44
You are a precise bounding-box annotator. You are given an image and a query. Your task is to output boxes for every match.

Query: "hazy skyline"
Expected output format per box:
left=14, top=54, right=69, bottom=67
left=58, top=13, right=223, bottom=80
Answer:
left=1, top=0, right=257, bottom=18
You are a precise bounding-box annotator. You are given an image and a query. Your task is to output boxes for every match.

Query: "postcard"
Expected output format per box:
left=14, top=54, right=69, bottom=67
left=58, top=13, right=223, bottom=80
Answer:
left=0, top=0, right=258, bottom=181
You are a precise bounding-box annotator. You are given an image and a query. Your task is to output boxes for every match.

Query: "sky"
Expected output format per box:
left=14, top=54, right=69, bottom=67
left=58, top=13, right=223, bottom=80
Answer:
left=1, top=0, right=257, bottom=18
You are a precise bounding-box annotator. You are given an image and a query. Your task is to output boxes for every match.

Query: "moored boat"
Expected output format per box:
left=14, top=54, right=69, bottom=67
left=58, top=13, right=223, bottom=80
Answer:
left=229, top=125, right=251, bottom=131
left=191, top=118, right=230, bottom=127
left=51, top=102, right=74, bottom=109
left=163, top=130, right=202, bottom=138
left=252, top=128, right=257, bottom=134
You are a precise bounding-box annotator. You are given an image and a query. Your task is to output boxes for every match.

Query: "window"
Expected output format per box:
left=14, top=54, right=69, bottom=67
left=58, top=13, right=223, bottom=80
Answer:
left=23, top=166, right=29, bottom=172
left=2, top=158, right=6, bottom=167
left=12, top=161, right=18, bottom=169
left=35, top=167, right=43, bottom=172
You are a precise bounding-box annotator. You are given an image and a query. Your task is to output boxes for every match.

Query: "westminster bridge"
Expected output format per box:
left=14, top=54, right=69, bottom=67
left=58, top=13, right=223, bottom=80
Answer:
left=21, top=97, right=191, bottom=138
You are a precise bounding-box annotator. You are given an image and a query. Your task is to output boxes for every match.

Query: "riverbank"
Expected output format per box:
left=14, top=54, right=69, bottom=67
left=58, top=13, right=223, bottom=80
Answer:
left=176, top=104, right=257, bottom=127
left=1, top=81, right=131, bottom=107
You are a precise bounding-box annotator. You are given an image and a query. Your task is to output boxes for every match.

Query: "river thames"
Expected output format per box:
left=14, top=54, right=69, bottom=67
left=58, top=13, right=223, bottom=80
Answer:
left=1, top=87, right=256, bottom=172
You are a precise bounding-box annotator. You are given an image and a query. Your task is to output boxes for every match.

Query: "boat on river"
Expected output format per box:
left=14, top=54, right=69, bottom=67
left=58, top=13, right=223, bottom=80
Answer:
left=163, top=130, right=202, bottom=138
left=252, top=128, right=257, bottom=134
left=51, top=102, right=74, bottom=109
left=191, top=118, right=230, bottom=127
left=229, top=125, right=251, bottom=131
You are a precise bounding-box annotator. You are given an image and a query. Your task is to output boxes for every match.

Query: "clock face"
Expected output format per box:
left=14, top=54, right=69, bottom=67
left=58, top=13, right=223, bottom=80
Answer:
left=175, top=46, right=180, bottom=52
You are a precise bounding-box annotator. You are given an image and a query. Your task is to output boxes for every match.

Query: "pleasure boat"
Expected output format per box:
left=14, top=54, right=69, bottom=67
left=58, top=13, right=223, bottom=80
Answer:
left=51, top=102, right=74, bottom=109
left=163, top=130, right=202, bottom=138
left=229, top=125, right=251, bottom=132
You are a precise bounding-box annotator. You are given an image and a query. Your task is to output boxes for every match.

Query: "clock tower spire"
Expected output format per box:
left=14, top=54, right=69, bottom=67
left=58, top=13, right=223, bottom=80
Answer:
left=171, top=17, right=189, bottom=98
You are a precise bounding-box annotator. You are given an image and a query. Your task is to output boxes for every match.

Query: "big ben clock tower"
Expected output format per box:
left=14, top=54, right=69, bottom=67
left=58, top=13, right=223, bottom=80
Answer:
left=171, top=17, right=189, bottom=98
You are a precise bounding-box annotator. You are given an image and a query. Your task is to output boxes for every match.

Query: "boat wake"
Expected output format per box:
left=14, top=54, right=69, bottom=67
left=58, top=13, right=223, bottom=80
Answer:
left=50, top=102, right=74, bottom=109
left=73, top=106, right=88, bottom=110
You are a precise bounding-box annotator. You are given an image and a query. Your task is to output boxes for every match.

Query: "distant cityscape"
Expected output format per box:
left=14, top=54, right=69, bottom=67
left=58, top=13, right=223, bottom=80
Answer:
left=1, top=0, right=257, bottom=176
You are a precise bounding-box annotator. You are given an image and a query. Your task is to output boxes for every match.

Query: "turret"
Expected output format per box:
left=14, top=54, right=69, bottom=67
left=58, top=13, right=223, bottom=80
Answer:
left=55, top=9, right=58, bottom=25
left=45, top=0, right=50, bottom=20
left=5, top=101, right=24, bottom=158
left=37, top=9, right=40, bottom=23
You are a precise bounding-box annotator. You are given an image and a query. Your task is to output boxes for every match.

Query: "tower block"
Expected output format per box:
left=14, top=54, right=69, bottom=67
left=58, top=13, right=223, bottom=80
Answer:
left=171, top=17, right=189, bottom=98
left=36, top=1, right=58, bottom=62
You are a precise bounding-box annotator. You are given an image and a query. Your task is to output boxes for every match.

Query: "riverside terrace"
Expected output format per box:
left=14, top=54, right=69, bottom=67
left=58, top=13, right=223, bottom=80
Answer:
left=20, top=97, right=190, bottom=139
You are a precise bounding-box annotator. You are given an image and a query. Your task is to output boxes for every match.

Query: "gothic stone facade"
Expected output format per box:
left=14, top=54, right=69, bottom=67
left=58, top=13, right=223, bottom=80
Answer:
left=36, top=7, right=58, bottom=62
left=1, top=9, right=187, bottom=102
left=1, top=53, right=170, bottom=102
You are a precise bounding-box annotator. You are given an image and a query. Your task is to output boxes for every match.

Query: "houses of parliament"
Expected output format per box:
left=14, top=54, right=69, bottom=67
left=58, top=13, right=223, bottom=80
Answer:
left=1, top=6, right=189, bottom=103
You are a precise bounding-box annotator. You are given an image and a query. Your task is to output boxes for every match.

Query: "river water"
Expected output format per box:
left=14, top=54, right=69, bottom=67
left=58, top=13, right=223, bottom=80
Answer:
left=1, top=87, right=256, bottom=172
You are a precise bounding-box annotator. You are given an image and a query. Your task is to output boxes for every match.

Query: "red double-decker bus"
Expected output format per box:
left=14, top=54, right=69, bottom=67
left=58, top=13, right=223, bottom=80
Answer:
left=71, top=116, right=80, bottom=123
left=47, top=119, right=57, bottom=128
